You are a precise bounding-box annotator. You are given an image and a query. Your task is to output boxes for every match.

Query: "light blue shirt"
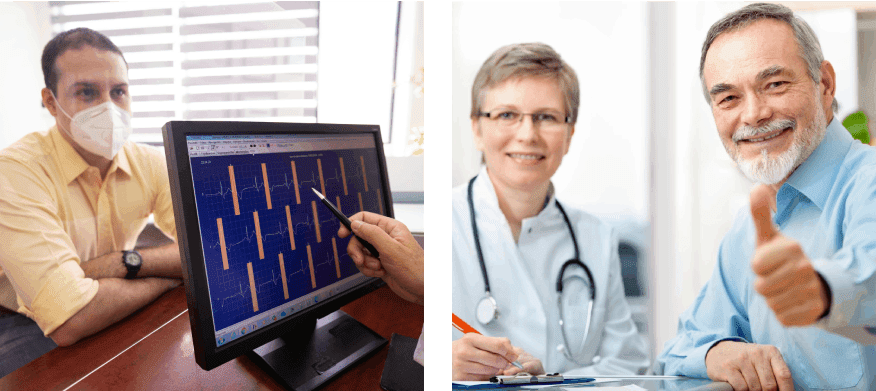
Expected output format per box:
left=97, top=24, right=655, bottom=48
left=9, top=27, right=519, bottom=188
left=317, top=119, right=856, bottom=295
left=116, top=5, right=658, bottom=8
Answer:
left=659, top=118, right=876, bottom=390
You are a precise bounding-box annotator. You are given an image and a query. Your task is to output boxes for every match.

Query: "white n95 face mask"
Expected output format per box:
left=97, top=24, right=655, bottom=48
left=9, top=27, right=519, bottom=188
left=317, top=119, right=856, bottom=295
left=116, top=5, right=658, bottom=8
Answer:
left=53, top=94, right=133, bottom=160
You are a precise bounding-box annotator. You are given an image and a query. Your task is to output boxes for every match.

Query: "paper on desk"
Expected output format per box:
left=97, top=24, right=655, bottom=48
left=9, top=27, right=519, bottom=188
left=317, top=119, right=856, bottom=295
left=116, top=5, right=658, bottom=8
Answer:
left=451, top=381, right=646, bottom=390
left=518, top=385, right=646, bottom=390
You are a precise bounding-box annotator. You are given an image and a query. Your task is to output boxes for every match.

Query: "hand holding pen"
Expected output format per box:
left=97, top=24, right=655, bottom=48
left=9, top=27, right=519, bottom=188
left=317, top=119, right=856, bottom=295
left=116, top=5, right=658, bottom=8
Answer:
left=334, top=209, right=424, bottom=306
left=452, top=314, right=544, bottom=380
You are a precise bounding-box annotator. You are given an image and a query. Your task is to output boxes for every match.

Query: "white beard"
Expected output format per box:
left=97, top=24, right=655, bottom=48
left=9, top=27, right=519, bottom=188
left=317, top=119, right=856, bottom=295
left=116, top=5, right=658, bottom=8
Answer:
left=731, top=100, right=827, bottom=185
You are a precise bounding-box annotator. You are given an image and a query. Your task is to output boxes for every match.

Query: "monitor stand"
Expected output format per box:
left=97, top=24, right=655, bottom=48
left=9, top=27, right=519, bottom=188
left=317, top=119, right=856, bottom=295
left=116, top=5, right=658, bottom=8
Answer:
left=247, top=310, right=387, bottom=391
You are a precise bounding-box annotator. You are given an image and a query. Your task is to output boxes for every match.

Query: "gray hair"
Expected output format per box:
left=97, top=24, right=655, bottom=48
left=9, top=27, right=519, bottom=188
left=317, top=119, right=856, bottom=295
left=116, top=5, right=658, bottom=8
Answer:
left=470, top=42, right=580, bottom=124
left=699, top=3, right=838, bottom=112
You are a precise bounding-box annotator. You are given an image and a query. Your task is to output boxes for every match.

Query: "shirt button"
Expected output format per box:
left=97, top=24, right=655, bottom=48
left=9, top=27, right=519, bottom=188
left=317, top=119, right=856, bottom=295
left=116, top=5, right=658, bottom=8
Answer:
left=528, top=228, right=532, bottom=233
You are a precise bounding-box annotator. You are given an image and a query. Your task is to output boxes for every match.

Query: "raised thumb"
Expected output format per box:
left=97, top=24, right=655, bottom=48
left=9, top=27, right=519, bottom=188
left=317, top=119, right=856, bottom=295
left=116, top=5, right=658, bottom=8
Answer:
left=750, top=184, right=778, bottom=245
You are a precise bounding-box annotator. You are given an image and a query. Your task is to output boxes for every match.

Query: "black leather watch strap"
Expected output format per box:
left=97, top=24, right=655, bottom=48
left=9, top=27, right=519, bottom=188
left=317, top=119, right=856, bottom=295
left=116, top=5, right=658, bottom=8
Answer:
left=123, top=250, right=142, bottom=279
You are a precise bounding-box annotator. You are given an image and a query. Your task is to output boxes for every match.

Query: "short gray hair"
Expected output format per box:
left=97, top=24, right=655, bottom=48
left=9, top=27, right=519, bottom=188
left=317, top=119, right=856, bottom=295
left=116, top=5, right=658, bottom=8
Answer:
left=470, top=42, right=580, bottom=124
left=699, top=3, right=838, bottom=112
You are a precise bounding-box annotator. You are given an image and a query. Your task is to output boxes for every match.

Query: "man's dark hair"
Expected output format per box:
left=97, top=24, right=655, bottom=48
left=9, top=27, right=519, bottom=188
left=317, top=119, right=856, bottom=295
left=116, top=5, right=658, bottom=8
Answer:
left=41, top=27, right=127, bottom=96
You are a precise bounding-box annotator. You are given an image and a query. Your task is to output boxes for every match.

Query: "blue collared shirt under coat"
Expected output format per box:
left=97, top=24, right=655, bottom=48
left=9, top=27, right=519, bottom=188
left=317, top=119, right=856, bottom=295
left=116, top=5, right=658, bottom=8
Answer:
left=658, top=118, right=876, bottom=390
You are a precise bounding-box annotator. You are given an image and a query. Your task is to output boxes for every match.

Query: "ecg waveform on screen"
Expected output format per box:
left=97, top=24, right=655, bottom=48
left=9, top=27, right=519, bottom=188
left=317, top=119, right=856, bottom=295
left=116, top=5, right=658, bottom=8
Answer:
left=191, top=148, right=384, bottom=331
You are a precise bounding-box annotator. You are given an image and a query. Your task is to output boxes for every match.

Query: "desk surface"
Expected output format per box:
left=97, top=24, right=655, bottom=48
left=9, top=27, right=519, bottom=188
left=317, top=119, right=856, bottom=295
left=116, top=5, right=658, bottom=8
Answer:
left=0, top=285, right=423, bottom=390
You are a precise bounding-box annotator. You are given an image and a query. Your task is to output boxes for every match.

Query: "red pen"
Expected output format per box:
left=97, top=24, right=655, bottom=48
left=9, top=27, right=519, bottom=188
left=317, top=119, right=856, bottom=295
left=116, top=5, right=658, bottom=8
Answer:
left=452, top=313, right=524, bottom=369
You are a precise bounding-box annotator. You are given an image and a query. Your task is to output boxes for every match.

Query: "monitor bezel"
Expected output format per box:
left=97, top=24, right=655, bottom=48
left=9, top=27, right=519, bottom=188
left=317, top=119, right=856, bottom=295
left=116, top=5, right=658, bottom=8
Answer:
left=162, top=121, right=390, bottom=370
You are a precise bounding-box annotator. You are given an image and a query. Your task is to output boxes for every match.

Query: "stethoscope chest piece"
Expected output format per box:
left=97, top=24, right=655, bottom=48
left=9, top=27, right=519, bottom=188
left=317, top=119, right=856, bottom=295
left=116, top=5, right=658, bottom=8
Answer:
left=476, top=292, right=499, bottom=325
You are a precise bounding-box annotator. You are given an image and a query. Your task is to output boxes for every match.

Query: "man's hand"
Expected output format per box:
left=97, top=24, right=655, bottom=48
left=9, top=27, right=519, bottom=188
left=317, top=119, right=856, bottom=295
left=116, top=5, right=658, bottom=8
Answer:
left=453, top=333, right=537, bottom=381
left=338, top=212, right=424, bottom=306
left=705, top=341, right=793, bottom=391
left=750, top=185, right=830, bottom=326
left=502, top=346, right=544, bottom=376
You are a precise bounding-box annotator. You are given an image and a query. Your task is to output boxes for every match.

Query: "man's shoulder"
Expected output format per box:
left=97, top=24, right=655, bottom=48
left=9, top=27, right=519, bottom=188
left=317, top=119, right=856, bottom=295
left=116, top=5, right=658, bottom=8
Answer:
left=121, top=142, right=167, bottom=180
left=124, top=141, right=165, bottom=163
left=0, top=129, right=54, bottom=165
left=841, top=142, right=876, bottom=183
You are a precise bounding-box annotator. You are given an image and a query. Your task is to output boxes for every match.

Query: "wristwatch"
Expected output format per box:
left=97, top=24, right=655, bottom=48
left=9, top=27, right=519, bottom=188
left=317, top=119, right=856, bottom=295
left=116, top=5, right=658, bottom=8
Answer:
left=122, top=250, right=142, bottom=279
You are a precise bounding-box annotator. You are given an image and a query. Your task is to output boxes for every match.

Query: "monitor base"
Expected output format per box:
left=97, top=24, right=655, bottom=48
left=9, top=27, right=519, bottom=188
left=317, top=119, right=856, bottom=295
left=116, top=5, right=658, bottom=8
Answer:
left=247, top=310, right=387, bottom=391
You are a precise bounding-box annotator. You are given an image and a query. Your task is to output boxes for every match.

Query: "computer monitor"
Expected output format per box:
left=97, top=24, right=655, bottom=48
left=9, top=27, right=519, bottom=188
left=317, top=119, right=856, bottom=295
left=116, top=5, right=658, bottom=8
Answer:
left=162, top=121, right=391, bottom=390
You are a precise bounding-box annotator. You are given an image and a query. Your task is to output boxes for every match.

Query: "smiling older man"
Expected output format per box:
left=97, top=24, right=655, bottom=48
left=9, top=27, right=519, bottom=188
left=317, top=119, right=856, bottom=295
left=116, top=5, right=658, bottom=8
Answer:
left=658, top=3, right=876, bottom=391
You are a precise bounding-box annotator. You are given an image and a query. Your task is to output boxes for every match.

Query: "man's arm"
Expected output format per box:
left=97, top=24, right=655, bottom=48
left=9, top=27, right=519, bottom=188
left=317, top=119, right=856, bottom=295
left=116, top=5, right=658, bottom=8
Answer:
left=48, top=277, right=179, bottom=347
left=812, top=168, right=876, bottom=343
left=658, top=230, right=753, bottom=378
left=80, top=243, right=182, bottom=280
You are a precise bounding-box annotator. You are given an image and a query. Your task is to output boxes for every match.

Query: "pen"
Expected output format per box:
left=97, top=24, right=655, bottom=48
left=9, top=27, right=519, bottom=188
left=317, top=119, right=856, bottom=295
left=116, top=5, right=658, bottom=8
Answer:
left=311, top=188, right=379, bottom=258
left=452, top=313, right=524, bottom=370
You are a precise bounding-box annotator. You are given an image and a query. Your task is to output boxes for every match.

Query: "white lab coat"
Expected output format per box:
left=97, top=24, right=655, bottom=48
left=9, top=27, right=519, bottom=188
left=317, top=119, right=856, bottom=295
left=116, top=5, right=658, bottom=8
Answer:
left=452, top=167, right=649, bottom=376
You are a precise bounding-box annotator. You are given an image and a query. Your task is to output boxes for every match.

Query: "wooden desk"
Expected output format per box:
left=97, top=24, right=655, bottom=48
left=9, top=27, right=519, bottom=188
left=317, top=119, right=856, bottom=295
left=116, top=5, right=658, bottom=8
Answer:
left=0, top=285, right=423, bottom=390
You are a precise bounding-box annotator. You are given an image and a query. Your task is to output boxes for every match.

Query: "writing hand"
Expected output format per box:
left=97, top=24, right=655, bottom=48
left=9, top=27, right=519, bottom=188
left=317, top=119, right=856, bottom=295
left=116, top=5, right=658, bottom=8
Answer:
left=501, top=346, right=544, bottom=376
left=452, top=333, right=522, bottom=381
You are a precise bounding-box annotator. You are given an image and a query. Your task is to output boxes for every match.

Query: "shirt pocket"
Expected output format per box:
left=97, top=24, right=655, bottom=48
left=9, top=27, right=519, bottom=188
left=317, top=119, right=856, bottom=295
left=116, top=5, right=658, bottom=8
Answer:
left=785, top=328, right=863, bottom=390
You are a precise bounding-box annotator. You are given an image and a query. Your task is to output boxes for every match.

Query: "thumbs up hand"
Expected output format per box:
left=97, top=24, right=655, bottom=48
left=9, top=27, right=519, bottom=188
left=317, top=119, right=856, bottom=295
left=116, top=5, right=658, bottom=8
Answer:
left=750, top=185, right=830, bottom=326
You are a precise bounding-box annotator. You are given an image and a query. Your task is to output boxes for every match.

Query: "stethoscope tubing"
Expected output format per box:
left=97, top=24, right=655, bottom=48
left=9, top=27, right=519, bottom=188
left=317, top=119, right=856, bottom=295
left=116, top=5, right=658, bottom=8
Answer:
left=467, top=175, right=595, bottom=364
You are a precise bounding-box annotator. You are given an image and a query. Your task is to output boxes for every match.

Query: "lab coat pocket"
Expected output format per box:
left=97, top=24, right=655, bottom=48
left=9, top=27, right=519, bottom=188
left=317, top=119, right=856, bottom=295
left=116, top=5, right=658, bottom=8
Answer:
left=785, top=328, right=863, bottom=390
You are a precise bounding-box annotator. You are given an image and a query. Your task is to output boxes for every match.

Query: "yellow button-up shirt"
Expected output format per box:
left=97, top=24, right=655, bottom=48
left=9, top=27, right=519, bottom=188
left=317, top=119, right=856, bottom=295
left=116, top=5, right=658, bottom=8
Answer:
left=0, top=126, right=176, bottom=335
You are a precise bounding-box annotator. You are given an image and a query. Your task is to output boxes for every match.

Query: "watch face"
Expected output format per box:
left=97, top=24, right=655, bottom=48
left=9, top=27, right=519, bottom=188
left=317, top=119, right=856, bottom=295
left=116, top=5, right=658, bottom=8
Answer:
left=125, top=252, right=142, bottom=266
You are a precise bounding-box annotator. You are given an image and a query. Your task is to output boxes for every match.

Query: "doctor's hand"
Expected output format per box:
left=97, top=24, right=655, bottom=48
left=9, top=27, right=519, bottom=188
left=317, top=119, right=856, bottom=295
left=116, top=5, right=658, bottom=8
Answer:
left=501, top=346, right=544, bottom=376
left=338, top=212, right=424, bottom=306
left=750, top=186, right=830, bottom=326
left=705, top=341, right=793, bottom=391
left=452, top=333, right=543, bottom=381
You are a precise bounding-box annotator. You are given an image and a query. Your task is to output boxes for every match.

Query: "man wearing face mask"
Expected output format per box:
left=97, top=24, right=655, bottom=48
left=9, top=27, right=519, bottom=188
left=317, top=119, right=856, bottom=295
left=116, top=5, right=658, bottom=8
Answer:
left=0, top=28, right=182, bottom=377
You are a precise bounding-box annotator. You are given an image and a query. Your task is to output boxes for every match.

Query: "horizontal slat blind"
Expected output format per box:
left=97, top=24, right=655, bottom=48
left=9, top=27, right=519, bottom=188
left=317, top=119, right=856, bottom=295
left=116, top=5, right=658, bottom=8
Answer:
left=50, top=1, right=319, bottom=144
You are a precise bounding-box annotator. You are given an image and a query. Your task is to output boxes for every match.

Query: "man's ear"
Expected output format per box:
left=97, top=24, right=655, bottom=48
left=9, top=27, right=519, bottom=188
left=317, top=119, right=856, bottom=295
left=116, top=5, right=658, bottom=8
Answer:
left=819, top=60, right=836, bottom=110
left=42, top=88, right=58, bottom=117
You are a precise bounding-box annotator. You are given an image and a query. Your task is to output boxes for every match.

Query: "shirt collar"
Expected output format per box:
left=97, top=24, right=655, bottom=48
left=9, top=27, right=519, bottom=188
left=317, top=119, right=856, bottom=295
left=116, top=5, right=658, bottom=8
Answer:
left=49, top=126, right=89, bottom=185
left=49, top=126, right=132, bottom=184
left=781, top=117, right=853, bottom=211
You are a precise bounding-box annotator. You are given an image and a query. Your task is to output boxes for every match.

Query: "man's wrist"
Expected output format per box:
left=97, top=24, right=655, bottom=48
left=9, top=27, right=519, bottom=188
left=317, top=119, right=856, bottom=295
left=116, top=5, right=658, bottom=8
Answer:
left=122, top=250, right=143, bottom=279
left=816, top=272, right=832, bottom=319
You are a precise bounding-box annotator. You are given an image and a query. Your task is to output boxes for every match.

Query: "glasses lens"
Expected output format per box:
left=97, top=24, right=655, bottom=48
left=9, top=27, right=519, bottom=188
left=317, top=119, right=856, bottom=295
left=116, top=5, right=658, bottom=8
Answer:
left=534, top=112, right=567, bottom=132
left=492, top=110, right=520, bottom=127
left=559, top=274, right=592, bottom=356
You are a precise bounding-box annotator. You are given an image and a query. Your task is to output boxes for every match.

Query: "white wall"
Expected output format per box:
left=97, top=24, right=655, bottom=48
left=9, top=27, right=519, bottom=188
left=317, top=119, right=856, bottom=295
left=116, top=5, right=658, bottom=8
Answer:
left=0, top=2, right=54, bottom=149
left=317, top=2, right=397, bottom=144
left=452, top=2, right=649, bottom=222
left=859, top=25, right=875, bottom=140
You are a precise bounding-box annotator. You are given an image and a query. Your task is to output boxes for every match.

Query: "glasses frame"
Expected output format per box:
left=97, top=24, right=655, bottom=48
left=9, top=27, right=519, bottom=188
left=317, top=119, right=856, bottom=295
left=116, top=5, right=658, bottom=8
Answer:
left=477, top=109, right=572, bottom=132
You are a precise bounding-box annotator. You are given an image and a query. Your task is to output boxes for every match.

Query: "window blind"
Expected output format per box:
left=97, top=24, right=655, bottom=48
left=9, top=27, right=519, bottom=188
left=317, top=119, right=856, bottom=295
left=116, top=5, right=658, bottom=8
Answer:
left=50, top=1, right=319, bottom=144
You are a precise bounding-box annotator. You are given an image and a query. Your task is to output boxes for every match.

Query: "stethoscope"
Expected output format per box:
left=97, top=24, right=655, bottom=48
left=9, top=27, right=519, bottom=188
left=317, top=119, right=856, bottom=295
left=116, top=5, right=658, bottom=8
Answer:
left=467, top=176, right=596, bottom=365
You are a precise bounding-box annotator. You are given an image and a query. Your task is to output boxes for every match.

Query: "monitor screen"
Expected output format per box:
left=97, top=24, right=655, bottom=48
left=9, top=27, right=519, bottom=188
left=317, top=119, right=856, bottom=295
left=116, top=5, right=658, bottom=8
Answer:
left=163, top=122, right=389, bottom=373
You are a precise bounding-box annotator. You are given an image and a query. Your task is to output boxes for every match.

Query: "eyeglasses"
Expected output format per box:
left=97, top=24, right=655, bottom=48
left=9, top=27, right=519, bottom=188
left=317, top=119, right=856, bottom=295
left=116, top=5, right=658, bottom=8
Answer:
left=477, top=109, right=572, bottom=132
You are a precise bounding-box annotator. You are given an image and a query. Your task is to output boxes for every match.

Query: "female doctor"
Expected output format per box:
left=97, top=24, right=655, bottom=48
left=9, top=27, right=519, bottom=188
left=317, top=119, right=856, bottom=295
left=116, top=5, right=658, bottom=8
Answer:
left=451, top=43, right=649, bottom=380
